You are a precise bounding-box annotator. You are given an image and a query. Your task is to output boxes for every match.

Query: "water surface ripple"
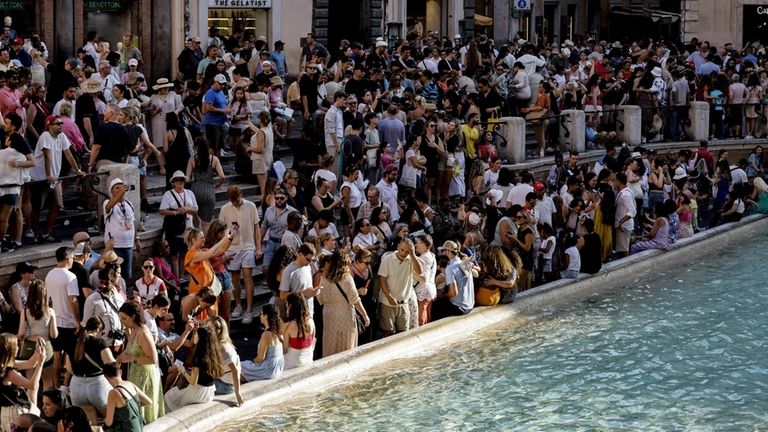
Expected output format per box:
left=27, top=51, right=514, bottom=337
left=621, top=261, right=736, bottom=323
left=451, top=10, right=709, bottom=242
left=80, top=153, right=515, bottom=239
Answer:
left=224, top=238, right=768, bottom=431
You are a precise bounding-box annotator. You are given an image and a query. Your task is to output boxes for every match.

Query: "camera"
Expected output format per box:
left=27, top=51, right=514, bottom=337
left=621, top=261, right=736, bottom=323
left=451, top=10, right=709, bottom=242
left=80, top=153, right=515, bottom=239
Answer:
left=109, top=329, right=126, bottom=341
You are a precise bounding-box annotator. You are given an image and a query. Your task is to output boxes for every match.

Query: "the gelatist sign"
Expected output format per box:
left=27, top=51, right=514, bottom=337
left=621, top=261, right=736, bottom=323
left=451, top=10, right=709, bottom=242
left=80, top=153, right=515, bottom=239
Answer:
left=208, top=0, right=272, bottom=8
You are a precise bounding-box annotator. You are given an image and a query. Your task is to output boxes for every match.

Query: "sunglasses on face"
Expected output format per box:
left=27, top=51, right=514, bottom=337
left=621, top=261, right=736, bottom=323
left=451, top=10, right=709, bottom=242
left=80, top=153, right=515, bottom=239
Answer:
left=143, top=265, right=154, bottom=270
left=275, top=196, right=286, bottom=200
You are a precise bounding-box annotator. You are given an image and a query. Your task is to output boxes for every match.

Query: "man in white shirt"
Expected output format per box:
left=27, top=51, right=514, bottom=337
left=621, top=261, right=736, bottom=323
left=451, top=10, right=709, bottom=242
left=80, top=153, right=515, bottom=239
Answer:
left=614, top=173, right=636, bottom=257
left=507, top=172, right=535, bottom=208
left=29, top=115, right=83, bottom=242
left=533, top=181, right=556, bottom=227
left=81, top=266, right=126, bottom=348
left=730, top=159, right=749, bottom=188
left=103, top=178, right=139, bottom=279
left=324, top=91, right=346, bottom=178
left=52, top=85, right=78, bottom=119
left=220, top=185, right=263, bottom=324
left=47, top=246, right=80, bottom=387
left=94, top=60, right=120, bottom=104
left=279, top=243, right=320, bottom=316
left=375, top=165, right=401, bottom=221
left=378, top=238, right=422, bottom=336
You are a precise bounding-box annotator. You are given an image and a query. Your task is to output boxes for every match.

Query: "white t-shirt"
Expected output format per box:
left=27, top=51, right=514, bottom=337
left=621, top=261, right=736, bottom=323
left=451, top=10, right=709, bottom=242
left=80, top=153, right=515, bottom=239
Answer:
left=219, top=342, right=241, bottom=384
left=507, top=183, right=534, bottom=207
left=312, top=169, right=337, bottom=186
left=541, top=236, right=556, bottom=260
left=29, top=132, right=71, bottom=181
left=375, top=179, right=399, bottom=221
left=307, top=223, right=339, bottom=240
left=534, top=196, right=556, bottom=227
left=340, top=181, right=362, bottom=208
left=279, top=262, right=315, bottom=316
left=103, top=199, right=136, bottom=249
left=483, top=169, right=499, bottom=189
left=565, top=246, right=581, bottom=273
left=159, top=189, right=198, bottom=230
left=143, top=309, right=159, bottom=343
left=219, top=199, right=260, bottom=251
left=352, top=232, right=378, bottom=248
left=46, top=268, right=79, bottom=328
left=53, top=98, right=76, bottom=119
left=731, top=167, right=748, bottom=187
left=81, top=290, right=126, bottom=346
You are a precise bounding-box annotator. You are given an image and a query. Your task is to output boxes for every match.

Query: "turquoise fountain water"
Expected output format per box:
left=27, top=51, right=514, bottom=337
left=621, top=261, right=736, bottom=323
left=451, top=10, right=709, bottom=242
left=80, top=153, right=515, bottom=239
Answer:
left=224, top=235, right=768, bottom=431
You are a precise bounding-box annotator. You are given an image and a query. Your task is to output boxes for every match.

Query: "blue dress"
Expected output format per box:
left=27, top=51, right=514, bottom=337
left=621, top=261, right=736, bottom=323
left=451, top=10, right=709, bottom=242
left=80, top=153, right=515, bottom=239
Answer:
left=240, top=345, right=284, bottom=381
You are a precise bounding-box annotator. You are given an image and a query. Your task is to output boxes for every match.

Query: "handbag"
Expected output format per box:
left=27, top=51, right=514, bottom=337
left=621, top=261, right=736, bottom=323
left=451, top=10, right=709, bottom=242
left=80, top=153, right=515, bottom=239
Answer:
left=0, top=370, right=31, bottom=408
left=162, top=191, right=187, bottom=237
left=334, top=282, right=367, bottom=334
left=525, top=108, right=548, bottom=125
left=189, top=270, right=222, bottom=296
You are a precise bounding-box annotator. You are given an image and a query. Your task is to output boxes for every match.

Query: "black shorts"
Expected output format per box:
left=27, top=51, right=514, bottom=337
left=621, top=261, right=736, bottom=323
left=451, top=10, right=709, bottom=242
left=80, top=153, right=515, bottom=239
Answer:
left=168, top=235, right=188, bottom=257
left=51, top=327, right=77, bottom=352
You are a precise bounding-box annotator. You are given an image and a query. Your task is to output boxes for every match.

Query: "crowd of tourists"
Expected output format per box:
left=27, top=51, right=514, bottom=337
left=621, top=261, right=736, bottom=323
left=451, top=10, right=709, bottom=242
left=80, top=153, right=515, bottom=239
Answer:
left=1, top=18, right=768, bottom=432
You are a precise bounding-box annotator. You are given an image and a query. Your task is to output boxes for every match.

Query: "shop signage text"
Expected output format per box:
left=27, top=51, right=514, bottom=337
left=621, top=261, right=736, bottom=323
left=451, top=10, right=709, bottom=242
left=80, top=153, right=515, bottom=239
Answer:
left=83, top=0, right=131, bottom=10
left=208, top=0, right=272, bottom=8
left=0, top=1, right=23, bottom=10
left=757, top=6, right=768, bottom=15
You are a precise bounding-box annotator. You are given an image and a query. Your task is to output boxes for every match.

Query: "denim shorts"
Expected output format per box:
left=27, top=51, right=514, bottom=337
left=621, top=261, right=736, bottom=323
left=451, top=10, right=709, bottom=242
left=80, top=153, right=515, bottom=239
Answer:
left=214, top=378, right=234, bottom=395
left=129, top=156, right=147, bottom=177
left=216, top=271, right=233, bottom=292
left=70, top=375, right=111, bottom=409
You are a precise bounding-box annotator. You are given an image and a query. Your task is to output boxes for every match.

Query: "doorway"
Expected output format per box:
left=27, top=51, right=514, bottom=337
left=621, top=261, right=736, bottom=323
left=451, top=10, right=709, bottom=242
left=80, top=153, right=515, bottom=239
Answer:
left=743, top=5, right=768, bottom=46
left=327, top=0, right=367, bottom=53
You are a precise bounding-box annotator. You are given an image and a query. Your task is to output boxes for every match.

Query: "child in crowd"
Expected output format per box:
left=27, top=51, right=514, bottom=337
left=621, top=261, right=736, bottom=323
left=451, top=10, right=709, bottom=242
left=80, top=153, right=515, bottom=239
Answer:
left=537, top=223, right=557, bottom=282
left=561, top=232, right=583, bottom=279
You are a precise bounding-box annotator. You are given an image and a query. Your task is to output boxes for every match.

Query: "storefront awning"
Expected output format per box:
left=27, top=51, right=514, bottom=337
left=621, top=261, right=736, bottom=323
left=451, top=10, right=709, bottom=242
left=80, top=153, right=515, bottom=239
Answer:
left=474, top=13, right=493, bottom=26
left=610, top=6, right=680, bottom=23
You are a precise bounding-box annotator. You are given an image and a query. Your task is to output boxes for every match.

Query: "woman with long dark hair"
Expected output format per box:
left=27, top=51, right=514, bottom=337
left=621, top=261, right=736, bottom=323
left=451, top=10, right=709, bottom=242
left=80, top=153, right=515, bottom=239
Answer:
left=0, top=333, right=45, bottom=427
left=282, top=293, right=315, bottom=369
left=163, top=112, right=192, bottom=190
left=476, top=245, right=520, bottom=306
left=66, top=317, right=115, bottom=423
left=17, top=280, right=57, bottom=392
left=186, top=137, right=225, bottom=233
left=240, top=304, right=284, bottom=381
left=117, top=302, right=164, bottom=423
left=164, top=327, right=224, bottom=411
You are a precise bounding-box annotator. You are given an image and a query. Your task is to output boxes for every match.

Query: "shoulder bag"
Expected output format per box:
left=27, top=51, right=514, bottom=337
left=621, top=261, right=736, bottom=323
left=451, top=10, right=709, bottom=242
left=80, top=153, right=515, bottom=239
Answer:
left=334, top=282, right=367, bottom=334
left=162, top=191, right=187, bottom=237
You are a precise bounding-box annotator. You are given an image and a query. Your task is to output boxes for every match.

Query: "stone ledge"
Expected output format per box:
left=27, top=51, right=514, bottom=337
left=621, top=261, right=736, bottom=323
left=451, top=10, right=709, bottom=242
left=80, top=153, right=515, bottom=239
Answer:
left=145, top=214, right=768, bottom=432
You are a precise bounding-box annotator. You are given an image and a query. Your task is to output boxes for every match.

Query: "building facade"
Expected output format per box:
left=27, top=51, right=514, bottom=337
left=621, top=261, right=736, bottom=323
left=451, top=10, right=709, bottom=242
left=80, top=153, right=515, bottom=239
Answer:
left=684, top=0, right=767, bottom=48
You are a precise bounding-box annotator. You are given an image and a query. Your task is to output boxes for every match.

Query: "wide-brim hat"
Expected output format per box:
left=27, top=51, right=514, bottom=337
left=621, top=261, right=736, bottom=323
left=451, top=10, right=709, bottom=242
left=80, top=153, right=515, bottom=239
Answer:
left=170, top=170, right=189, bottom=182
left=612, top=41, right=623, bottom=49
left=673, top=166, right=688, bottom=180
left=81, top=79, right=103, bottom=94
left=270, top=75, right=284, bottom=86
left=109, top=178, right=125, bottom=191
left=152, top=78, right=173, bottom=91
left=103, top=250, right=124, bottom=265
left=651, top=67, right=662, bottom=77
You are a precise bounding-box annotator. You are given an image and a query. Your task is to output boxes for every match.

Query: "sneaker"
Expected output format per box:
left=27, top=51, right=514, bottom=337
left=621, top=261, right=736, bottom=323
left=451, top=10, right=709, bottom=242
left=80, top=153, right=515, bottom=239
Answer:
left=24, top=230, right=35, bottom=240
left=241, top=311, right=254, bottom=325
left=87, top=225, right=101, bottom=235
left=38, top=234, right=60, bottom=244
left=231, top=305, right=242, bottom=319
left=0, top=241, right=15, bottom=253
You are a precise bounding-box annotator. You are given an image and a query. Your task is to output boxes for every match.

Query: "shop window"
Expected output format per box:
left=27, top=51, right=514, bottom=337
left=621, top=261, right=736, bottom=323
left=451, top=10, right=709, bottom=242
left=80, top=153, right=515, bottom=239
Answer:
left=0, top=0, right=37, bottom=40
left=208, top=9, right=268, bottom=39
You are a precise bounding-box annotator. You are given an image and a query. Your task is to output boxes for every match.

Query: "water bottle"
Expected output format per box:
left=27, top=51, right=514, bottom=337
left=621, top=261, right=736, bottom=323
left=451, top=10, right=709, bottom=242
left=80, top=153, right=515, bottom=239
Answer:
left=49, top=181, right=57, bottom=189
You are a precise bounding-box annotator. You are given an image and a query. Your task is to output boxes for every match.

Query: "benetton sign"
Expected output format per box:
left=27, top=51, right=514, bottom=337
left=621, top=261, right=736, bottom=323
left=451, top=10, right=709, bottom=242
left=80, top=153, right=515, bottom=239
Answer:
left=208, top=0, right=272, bottom=7
left=0, top=1, right=23, bottom=10
left=83, top=0, right=131, bottom=10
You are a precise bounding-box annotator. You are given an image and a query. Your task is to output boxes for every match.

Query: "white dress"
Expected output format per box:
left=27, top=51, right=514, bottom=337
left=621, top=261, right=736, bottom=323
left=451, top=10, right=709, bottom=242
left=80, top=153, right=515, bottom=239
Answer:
left=150, top=91, right=182, bottom=151
left=448, top=151, right=466, bottom=197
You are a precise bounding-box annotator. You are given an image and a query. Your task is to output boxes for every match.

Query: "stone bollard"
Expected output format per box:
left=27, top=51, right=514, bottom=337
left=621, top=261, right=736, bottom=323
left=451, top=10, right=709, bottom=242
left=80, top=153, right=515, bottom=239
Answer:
left=498, top=116, right=526, bottom=163
left=559, top=110, right=585, bottom=153
left=687, top=101, right=710, bottom=141
left=95, top=163, right=141, bottom=226
left=617, top=105, right=642, bottom=146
